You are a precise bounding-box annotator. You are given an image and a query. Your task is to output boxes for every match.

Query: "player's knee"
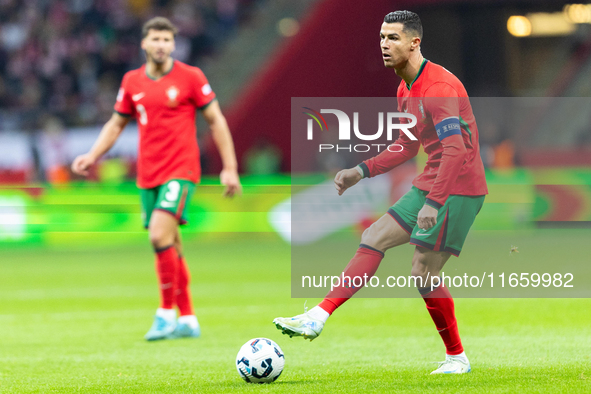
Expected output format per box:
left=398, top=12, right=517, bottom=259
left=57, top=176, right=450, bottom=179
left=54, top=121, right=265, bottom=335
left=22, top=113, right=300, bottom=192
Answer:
left=360, top=226, right=372, bottom=244
left=360, top=221, right=385, bottom=245
left=410, top=263, right=428, bottom=281
left=149, top=227, right=174, bottom=249
left=411, top=254, right=430, bottom=283
left=148, top=230, right=162, bottom=248
left=174, top=243, right=182, bottom=256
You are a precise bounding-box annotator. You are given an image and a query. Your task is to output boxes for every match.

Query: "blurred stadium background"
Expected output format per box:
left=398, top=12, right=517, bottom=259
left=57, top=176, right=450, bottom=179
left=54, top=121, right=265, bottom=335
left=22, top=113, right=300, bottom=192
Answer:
left=1, top=1, right=591, bottom=392
left=0, top=0, right=590, bottom=246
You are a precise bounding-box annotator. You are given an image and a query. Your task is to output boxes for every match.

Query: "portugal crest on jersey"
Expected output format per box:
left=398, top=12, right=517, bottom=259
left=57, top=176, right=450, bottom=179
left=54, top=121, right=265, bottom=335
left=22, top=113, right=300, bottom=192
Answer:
left=166, top=86, right=180, bottom=107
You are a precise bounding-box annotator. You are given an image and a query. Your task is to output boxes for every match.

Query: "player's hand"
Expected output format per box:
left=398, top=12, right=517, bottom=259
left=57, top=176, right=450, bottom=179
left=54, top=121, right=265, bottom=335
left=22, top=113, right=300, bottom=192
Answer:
left=417, top=204, right=438, bottom=231
left=220, top=169, right=242, bottom=198
left=71, top=153, right=96, bottom=176
left=334, top=168, right=362, bottom=196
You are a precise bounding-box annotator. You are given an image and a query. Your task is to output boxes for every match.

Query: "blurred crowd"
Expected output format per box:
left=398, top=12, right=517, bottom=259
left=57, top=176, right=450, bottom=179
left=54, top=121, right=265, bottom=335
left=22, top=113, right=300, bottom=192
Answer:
left=0, top=0, right=259, bottom=131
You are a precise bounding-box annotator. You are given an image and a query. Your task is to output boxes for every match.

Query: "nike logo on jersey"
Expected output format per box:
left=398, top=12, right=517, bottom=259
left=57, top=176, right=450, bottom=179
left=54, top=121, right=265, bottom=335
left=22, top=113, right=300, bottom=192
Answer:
left=415, top=231, right=429, bottom=237
left=132, top=92, right=146, bottom=101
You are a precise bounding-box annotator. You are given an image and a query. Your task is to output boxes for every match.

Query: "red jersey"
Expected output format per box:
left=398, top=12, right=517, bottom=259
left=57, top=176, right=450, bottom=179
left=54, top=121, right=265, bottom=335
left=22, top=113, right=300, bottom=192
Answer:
left=360, top=60, right=488, bottom=208
left=114, top=60, right=216, bottom=189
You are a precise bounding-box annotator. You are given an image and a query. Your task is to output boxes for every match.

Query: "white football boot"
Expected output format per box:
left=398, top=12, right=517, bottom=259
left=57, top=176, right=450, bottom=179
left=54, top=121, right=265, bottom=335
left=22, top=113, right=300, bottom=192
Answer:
left=273, top=311, right=324, bottom=341
left=144, top=308, right=176, bottom=341
left=430, top=354, right=472, bottom=374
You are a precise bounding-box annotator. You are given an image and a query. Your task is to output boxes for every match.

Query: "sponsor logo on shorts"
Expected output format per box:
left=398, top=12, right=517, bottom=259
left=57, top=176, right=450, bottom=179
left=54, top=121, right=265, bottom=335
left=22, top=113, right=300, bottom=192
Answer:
left=415, top=231, right=429, bottom=237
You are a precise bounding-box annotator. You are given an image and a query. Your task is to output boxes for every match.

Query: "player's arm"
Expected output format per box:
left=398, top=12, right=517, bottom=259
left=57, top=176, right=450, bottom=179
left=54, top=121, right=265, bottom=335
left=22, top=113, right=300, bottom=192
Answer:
left=201, top=99, right=242, bottom=197
left=360, top=132, right=420, bottom=176
left=334, top=132, right=420, bottom=196
left=417, top=132, right=466, bottom=230
left=71, top=112, right=130, bottom=176
left=417, top=89, right=468, bottom=230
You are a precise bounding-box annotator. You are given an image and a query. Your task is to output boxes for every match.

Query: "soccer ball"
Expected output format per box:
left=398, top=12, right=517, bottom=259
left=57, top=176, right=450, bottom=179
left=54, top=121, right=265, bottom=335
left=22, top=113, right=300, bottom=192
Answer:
left=235, top=338, right=285, bottom=383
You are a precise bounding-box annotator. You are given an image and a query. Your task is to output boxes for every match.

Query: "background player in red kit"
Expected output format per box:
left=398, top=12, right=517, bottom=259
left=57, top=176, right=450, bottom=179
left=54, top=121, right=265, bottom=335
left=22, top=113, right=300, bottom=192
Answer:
left=72, top=17, right=241, bottom=341
left=274, top=11, right=488, bottom=374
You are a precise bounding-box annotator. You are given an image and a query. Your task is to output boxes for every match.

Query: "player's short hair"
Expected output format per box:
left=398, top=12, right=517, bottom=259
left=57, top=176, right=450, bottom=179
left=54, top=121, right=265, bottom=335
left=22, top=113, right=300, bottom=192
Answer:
left=384, top=11, right=423, bottom=39
left=142, top=17, right=178, bottom=38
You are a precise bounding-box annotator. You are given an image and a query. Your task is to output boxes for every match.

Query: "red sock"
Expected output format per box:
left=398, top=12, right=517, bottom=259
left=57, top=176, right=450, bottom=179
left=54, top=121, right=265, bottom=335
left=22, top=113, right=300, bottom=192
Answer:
left=175, top=255, right=194, bottom=316
left=155, top=245, right=178, bottom=309
left=318, top=244, right=384, bottom=315
left=421, top=281, right=464, bottom=355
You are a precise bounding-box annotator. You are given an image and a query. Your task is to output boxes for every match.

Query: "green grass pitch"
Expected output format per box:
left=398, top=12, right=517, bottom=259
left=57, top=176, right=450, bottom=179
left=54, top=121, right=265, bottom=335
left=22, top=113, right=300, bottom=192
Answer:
left=1, top=231, right=590, bottom=393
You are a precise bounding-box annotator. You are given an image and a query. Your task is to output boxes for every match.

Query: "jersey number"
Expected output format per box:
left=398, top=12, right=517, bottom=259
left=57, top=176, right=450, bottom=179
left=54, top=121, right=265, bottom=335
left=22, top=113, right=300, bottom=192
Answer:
left=165, top=181, right=181, bottom=202
left=136, top=104, right=148, bottom=125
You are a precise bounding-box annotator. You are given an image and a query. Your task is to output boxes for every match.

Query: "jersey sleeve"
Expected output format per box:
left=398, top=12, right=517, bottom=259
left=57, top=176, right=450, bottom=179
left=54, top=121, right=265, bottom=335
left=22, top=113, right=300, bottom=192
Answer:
left=113, top=73, right=135, bottom=117
left=360, top=94, right=420, bottom=176
left=192, top=67, right=216, bottom=109
left=359, top=131, right=420, bottom=178
left=422, top=83, right=467, bottom=209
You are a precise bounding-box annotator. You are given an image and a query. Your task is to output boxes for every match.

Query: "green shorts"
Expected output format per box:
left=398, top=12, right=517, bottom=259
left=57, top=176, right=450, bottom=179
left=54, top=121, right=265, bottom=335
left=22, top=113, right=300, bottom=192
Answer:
left=140, top=179, right=196, bottom=229
left=388, top=186, right=485, bottom=256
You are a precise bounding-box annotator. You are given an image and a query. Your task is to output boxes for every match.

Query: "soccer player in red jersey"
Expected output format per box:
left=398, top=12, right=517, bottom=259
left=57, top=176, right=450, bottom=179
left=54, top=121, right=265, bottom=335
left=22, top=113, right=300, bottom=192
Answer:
left=274, top=11, right=488, bottom=374
left=72, top=17, right=241, bottom=341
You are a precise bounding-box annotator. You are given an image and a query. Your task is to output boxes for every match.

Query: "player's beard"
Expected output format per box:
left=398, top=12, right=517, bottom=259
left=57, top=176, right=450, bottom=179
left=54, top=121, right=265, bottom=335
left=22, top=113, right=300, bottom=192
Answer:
left=146, top=50, right=168, bottom=65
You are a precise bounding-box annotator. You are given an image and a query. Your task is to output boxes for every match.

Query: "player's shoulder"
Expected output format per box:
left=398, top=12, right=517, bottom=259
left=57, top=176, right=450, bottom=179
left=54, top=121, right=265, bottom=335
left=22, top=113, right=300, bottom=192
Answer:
left=124, top=65, right=145, bottom=79
left=172, top=60, right=214, bottom=99
left=173, top=60, right=206, bottom=78
left=422, top=61, right=467, bottom=97
left=120, top=66, right=145, bottom=85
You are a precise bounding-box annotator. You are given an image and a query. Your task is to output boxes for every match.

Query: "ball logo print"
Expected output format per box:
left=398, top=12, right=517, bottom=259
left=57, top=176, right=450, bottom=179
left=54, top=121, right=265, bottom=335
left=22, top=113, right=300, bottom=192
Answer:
left=236, top=357, right=251, bottom=379
left=251, top=358, right=274, bottom=379
left=274, top=346, right=285, bottom=359
left=303, top=106, right=418, bottom=152
left=249, top=338, right=263, bottom=352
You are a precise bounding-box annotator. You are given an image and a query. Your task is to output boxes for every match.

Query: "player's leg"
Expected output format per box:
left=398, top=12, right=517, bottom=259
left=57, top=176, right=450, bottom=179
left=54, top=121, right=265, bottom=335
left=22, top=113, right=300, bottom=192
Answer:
left=169, top=229, right=201, bottom=338
left=273, top=213, right=411, bottom=340
left=407, top=193, right=485, bottom=373
left=316, top=213, right=410, bottom=311
left=139, top=186, right=177, bottom=340
left=173, top=230, right=193, bottom=317
left=273, top=186, right=425, bottom=340
left=143, top=179, right=196, bottom=341
left=144, top=209, right=180, bottom=340
left=410, top=247, right=469, bottom=373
